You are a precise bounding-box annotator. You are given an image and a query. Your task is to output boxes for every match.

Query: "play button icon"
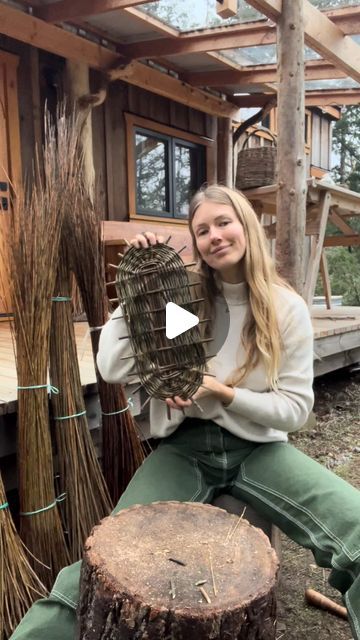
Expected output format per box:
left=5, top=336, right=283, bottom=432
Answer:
left=166, top=302, right=199, bottom=340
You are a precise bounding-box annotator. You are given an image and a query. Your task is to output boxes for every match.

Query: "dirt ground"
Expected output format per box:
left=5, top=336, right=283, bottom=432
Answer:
left=276, top=368, right=360, bottom=640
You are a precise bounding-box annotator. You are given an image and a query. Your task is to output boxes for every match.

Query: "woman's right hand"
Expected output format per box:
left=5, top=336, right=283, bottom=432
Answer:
left=129, top=231, right=164, bottom=249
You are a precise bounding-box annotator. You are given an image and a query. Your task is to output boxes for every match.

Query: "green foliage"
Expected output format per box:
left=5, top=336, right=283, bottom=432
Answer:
left=316, top=248, right=360, bottom=306
left=333, top=106, right=360, bottom=188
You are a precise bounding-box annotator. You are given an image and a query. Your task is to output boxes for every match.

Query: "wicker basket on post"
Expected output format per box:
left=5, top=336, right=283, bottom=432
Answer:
left=236, top=128, right=277, bottom=190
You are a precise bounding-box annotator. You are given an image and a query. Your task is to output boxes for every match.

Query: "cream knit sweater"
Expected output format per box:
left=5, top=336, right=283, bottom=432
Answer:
left=97, top=282, right=314, bottom=443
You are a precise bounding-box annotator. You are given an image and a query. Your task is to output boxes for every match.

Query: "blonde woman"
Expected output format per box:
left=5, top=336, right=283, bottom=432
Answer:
left=12, top=185, right=360, bottom=640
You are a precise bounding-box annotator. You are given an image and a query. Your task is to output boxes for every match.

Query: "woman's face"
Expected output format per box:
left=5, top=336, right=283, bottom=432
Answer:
left=191, top=200, right=246, bottom=283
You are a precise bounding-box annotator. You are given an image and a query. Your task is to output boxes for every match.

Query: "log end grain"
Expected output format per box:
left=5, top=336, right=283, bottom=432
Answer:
left=78, top=501, right=279, bottom=640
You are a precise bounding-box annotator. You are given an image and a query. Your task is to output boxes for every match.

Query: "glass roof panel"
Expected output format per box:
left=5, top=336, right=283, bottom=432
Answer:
left=139, top=0, right=264, bottom=33
left=309, top=0, right=360, bottom=9
left=139, top=0, right=360, bottom=33
left=220, top=45, right=320, bottom=67
left=305, top=78, right=360, bottom=90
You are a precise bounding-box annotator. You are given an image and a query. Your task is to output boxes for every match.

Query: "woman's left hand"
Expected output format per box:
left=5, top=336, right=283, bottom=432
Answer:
left=165, top=375, right=222, bottom=411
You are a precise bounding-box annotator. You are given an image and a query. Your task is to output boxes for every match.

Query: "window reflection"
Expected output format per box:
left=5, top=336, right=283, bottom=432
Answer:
left=136, top=133, right=168, bottom=213
left=175, top=144, right=201, bottom=218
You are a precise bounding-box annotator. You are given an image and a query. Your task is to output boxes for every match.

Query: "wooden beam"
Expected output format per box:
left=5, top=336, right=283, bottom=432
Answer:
left=0, top=3, right=119, bottom=68
left=122, top=21, right=277, bottom=59
left=246, top=0, right=360, bottom=85
left=324, top=235, right=360, bottom=247
left=304, top=193, right=331, bottom=306
left=275, top=0, right=306, bottom=294
left=330, top=210, right=357, bottom=236
left=121, top=5, right=360, bottom=60
left=38, top=0, right=157, bottom=24
left=183, top=60, right=345, bottom=87
left=319, top=251, right=332, bottom=309
left=305, top=89, right=360, bottom=107
left=124, top=7, right=179, bottom=37
left=108, top=61, right=239, bottom=118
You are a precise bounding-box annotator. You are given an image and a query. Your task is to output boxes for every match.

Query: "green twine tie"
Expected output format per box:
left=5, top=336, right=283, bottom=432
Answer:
left=0, top=502, right=9, bottom=511
left=53, top=410, right=86, bottom=421
left=102, top=397, right=134, bottom=417
left=20, top=493, right=66, bottom=517
left=52, top=297, right=72, bottom=302
left=18, top=384, right=59, bottom=395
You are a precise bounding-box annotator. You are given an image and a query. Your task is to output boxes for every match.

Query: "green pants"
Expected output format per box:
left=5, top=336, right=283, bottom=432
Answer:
left=11, top=419, right=360, bottom=639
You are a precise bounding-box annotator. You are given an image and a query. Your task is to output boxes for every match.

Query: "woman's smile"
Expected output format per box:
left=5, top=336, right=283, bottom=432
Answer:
left=192, top=201, right=246, bottom=283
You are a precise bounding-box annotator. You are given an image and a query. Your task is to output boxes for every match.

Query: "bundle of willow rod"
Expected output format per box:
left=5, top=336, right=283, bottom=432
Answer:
left=65, top=183, right=146, bottom=504
left=3, top=116, right=69, bottom=588
left=50, top=240, right=112, bottom=562
left=116, top=244, right=207, bottom=400
left=0, top=473, right=46, bottom=640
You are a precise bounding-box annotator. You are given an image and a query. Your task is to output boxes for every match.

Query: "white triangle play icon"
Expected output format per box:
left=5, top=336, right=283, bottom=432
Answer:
left=166, top=302, right=199, bottom=340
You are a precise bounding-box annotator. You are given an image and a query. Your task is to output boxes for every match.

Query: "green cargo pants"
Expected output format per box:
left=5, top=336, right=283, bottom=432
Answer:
left=11, top=419, right=360, bottom=639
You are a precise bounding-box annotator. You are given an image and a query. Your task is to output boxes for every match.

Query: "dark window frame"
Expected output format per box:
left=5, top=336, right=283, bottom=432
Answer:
left=125, top=113, right=214, bottom=223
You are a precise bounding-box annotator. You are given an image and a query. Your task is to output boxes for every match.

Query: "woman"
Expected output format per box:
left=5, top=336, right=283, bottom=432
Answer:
left=11, top=185, right=360, bottom=639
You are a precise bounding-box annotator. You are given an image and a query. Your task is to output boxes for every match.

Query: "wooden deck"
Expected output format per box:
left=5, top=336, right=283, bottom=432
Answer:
left=1, top=306, right=360, bottom=414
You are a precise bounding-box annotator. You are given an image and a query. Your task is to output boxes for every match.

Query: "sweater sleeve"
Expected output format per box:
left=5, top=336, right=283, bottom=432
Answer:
left=225, top=295, right=314, bottom=433
left=96, top=305, right=137, bottom=384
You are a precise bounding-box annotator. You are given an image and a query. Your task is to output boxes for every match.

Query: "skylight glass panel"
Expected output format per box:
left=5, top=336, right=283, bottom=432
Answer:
left=219, top=45, right=321, bottom=67
left=139, top=0, right=264, bottom=33
left=305, top=78, right=360, bottom=90
left=310, top=0, right=360, bottom=9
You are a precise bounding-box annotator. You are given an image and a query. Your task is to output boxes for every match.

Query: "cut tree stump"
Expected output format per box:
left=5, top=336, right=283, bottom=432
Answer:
left=77, top=501, right=279, bottom=639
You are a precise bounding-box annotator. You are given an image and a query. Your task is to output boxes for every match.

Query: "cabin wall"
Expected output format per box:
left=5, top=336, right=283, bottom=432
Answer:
left=311, top=110, right=334, bottom=174
left=91, top=74, right=217, bottom=221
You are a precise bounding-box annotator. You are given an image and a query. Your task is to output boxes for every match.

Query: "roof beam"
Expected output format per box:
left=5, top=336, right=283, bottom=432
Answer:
left=0, top=3, right=239, bottom=118
left=183, top=60, right=346, bottom=87
left=120, top=5, right=360, bottom=59
left=121, top=21, right=276, bottom=58
left=246, top=0, right=360, bottom=84
left=37, top=0, right=158, bottom=23
left=304, top=89, right=360, bottom=107
left=232, top=89, right=360, bottom=108
left=107, top=61, right=240, bottom=117
left=0, top=3, right=119, bottom=68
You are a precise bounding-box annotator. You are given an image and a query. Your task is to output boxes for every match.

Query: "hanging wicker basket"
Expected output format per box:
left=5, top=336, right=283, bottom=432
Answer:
left=236, top=128, right=277, bottom=190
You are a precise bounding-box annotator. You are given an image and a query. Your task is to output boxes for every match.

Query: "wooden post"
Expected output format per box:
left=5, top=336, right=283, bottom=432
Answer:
left=275, top=0, right=307, bottom=293
left=217, top=117, right=233, bottom=187
left=66, top=60, right=96, bottom=200
left=303, top=192, right=331, bottom=306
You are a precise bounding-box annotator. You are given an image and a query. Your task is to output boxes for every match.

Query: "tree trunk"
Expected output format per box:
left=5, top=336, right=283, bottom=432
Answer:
left=275, top=0, right=307, bottom=293
left=77, top=502, right=279, bottom=640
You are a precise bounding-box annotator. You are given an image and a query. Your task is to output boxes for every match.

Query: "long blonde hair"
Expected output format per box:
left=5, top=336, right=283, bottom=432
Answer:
left=189, top=184, right=290, bottom=389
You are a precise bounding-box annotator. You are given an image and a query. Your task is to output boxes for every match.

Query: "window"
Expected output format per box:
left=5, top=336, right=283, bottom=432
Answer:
left=126, top=114, right=212, bottom=221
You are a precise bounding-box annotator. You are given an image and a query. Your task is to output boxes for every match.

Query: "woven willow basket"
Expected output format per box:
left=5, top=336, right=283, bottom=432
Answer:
left=236, top=128, right=277, bottom=190
left=115, top=244, right=210, bottom=401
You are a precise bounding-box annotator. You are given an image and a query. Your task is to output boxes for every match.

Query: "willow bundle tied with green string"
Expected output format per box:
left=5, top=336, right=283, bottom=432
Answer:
left=65, top=182, right=146, bottom=504
left=0, top=474, right=46, bottom=640
left=2, top=116, right=69, bottom=588
left=50, top=240, right=112, bottom=562
left=115, top=244, right=208, bottom=402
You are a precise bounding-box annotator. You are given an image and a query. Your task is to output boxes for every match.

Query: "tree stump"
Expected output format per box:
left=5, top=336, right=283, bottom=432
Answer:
left=77, top=501, right=279, bottom=640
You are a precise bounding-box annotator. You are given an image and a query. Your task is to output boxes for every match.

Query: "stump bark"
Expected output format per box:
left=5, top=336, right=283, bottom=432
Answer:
left=77, top=501, right=279, bottom=639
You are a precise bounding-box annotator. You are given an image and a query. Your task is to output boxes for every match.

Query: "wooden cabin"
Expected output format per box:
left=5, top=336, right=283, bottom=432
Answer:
left=1, top=1, right=360, bottom=467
